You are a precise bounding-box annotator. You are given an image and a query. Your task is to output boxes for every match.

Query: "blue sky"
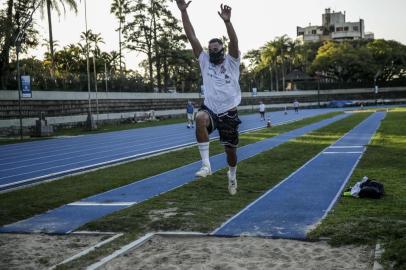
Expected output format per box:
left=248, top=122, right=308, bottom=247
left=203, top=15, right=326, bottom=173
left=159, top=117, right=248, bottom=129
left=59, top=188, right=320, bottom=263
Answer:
left=29, top=0, right=406, bottom=70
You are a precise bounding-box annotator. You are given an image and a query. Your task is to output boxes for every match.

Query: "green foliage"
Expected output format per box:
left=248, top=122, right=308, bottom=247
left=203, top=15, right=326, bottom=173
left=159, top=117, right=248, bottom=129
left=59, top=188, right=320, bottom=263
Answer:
left=243, top=36, right=406, bottom=91
left=310, top=41, right=377, bottom=82
left=0, top=0, right=39, bottom=89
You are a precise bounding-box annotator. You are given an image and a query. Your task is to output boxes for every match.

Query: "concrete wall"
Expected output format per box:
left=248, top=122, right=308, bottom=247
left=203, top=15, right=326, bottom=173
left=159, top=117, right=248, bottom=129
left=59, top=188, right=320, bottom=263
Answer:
left=1, top=87, right=405, bottom=133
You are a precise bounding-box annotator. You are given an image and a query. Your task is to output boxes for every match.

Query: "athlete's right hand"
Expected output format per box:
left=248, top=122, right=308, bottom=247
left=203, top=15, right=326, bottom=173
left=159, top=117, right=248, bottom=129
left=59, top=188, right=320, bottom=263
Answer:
left=176, top=0, right=191, bottom=11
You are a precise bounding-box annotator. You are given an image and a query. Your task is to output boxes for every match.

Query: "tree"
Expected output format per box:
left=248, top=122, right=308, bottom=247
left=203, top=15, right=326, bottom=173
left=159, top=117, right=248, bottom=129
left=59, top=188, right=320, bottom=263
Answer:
left=111, top=0, right=129, bottom=78
left=0, top=0, right=39, bottom=89
left=311, top=41, right=376, bottom=83
left=367, top=39, right=406, bottom=83
left=38, top=0, right=78, bottom=76
left=122, top=0, right=187, bottom=91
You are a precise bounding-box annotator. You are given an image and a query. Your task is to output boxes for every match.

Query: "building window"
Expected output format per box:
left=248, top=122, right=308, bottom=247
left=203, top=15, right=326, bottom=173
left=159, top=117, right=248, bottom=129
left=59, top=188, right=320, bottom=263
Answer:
left=312, top=30, right=317, bottom=34
left=344, top=26, right=349, bottom=31
left=353, top=26, right=359, bottom=31
left=298, top=31, right=304, bottom=35
left=336, top=27, right=343, bottom=32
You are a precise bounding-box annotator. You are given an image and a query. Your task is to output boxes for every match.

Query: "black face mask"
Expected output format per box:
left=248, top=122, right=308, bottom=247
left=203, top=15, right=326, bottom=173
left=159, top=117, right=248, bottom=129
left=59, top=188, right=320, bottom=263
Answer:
left=209, top=48, right=225, bottom=65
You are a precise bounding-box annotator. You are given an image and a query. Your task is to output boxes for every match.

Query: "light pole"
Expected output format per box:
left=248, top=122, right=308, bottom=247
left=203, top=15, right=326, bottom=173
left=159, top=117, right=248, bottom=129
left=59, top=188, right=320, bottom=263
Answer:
left=84, top=0, right=96, bottom=129
left=14, top=1, right=41, bottom=140
left=16, top=41, right=23, bottom=140
left=315, top=71, right=321, bottom=108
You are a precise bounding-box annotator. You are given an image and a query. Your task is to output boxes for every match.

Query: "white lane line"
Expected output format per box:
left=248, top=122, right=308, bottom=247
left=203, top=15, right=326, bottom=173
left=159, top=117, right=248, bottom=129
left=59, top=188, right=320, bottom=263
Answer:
left=68, top=202, right=136, bottom=206
left=328, top=146, right=363, bottom=148
left=0, top=140, right=198, bottom=189
left=1, top=117, right=303, bottom=177
left=0, top=131, right=193, bottom=166
left=0, top=124, right=186, bottom=156
left=0, top=110, right=317, bottom=159
left=0, top=112, right=336, bottom=190
left=323, top=151, right=363, bottom=154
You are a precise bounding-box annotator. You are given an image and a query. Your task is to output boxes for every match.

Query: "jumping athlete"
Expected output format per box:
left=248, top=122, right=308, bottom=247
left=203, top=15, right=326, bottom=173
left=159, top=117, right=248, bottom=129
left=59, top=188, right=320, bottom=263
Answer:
left=176, top=0, right=241, bottom=195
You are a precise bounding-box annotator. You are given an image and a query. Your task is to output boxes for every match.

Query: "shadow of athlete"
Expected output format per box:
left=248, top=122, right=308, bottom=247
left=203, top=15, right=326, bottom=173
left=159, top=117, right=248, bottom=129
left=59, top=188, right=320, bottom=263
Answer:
left=176, top=1, right=242, bottom=195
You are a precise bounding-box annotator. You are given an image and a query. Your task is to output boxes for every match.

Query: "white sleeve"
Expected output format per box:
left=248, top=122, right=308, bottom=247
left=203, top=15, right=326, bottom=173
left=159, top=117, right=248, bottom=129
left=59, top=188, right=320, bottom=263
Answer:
left=226, top=52, right=241, bottom=75
left=199, top=51, right=209, bottom=71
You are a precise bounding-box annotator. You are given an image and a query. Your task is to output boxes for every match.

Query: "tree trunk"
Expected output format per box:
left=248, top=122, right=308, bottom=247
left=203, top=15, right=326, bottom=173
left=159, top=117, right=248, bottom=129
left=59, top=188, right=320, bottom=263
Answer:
left=147, top=51, right=154, bottom=90
left=275, top=67, right=279, bottom=91
left=0, top=0, right=14, bottom=89
left=151, top=1, right=161, bottom=92
left=163, top=54, right=169, bottom=91
left=46, top=0, right=55, bottom=77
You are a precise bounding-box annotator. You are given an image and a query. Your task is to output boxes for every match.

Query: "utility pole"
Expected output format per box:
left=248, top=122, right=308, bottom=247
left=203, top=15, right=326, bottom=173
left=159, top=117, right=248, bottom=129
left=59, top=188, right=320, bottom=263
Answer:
left=14, top=0, right=41, bottom=140
left=105, top=62, right=108, bottom=92
left=93, top=56, right=99, bottom=121
left=84, top=0, right=96, bottom=130
left=16, top=42, right=23, bottom=140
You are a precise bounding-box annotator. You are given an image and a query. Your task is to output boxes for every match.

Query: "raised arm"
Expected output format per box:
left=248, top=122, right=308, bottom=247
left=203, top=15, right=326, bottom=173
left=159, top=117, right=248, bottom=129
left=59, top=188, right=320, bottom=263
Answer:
left=176, top=0, right=203, bottom=57
left=218, top=4, right=239, bottom=58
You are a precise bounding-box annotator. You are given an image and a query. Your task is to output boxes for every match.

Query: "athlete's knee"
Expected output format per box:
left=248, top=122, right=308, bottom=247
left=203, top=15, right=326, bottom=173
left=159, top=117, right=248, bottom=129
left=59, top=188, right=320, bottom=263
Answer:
left=195, top=111, right=210, bottom=127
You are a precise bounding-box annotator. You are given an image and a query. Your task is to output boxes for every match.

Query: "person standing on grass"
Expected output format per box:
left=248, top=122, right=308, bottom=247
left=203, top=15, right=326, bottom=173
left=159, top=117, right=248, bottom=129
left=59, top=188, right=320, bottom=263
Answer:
left=176, top=0, right=241, bottom=195
left=186, top=100, right=195, bottom=128
left=259, top=101, right=266, bottom=121
left=293, top=99, right=299, bottom=113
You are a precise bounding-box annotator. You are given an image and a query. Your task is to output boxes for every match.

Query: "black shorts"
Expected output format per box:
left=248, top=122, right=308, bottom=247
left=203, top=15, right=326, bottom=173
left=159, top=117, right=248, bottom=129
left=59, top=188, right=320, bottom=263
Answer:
left=199, top=105, right=242, bottom=148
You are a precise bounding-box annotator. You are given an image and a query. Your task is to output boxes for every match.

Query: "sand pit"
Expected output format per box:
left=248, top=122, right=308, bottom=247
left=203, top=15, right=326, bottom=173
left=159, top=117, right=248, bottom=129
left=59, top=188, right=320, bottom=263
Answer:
left=0, top=233, right=110, bottom=269
left=100, top=235, right=374, bottom=270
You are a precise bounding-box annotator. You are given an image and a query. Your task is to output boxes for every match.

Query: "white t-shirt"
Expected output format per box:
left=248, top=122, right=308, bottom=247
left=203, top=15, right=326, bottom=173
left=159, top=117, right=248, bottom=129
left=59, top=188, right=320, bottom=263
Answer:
left=259, top=103, right=265, bottom=112
left=294, top=101, right=299, bottom=108
left=199, top=51, right=241, bottom=114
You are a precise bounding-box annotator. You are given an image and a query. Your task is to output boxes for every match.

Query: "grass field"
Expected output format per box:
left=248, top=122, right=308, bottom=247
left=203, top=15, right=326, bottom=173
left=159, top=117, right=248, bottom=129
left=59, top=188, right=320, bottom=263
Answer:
left=2, top=109, right=404, bottom=269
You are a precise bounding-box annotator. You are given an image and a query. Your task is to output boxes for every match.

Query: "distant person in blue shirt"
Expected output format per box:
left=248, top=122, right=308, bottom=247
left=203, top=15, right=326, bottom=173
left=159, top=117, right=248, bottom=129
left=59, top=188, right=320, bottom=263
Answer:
left=186, top=101, right=195, bottom=128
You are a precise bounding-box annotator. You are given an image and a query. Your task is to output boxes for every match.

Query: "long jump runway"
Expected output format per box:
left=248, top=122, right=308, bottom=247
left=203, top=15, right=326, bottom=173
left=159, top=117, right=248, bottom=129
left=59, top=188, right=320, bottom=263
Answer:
left=0, top=108, right=338, bottom=191
left=0, top=113, right=350, bottom=234
left=212, top=112, right=386, bottom=239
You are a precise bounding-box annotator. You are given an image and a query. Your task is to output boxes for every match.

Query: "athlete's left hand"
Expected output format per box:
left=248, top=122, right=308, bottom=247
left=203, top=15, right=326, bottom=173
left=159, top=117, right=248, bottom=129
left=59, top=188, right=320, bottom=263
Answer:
left=218, top=4, right=231, bottom=22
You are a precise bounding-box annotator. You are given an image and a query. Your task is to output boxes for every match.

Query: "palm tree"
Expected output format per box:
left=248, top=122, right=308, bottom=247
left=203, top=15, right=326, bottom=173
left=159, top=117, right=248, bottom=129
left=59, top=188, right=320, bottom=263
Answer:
left=110, top=0, right=129, bottom=78
left=39, top=0, right=78, bottom=76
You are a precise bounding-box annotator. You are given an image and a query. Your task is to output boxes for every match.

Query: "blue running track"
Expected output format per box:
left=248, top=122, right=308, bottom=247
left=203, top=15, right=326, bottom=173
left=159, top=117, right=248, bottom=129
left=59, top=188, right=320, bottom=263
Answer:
left=0, top=108, right=340, bottom=191
left=0, top=113, right=350, bottom=234
left=212, top=112, right=386, bottom=240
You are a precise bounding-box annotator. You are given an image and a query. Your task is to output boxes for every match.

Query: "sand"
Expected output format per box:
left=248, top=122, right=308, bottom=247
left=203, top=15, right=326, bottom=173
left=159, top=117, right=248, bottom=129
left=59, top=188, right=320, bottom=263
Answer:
left=0, top=233, right=108, bottom=269
left=101, top=235, right=374, bottom=270
left=0, top=233, right=375, bottom=269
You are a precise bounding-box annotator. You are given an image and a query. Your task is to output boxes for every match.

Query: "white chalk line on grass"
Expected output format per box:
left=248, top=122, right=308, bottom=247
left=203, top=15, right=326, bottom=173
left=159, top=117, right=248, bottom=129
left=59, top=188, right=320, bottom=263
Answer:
left=68, top=202, right=137, bottom=207
left=328, top=146, right=363, bottom=148
left=323, top=151, right=363, bottom=154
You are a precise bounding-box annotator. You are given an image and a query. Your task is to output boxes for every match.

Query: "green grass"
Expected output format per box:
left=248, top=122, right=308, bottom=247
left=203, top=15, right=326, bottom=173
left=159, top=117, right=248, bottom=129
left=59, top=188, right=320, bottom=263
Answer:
left=308, top=109, right=406, bottom=270
left=0, top=112, right=342, bottom=227
left=57, top=112, right=372, bottom=269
